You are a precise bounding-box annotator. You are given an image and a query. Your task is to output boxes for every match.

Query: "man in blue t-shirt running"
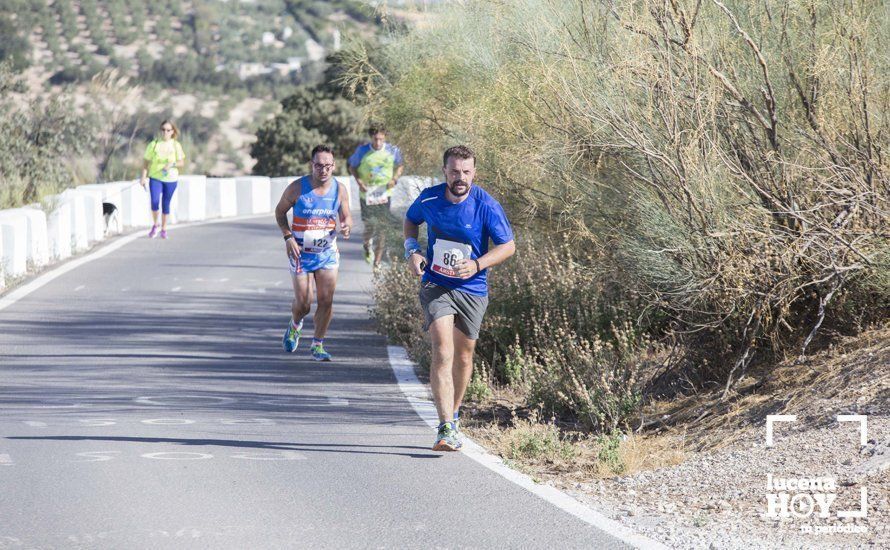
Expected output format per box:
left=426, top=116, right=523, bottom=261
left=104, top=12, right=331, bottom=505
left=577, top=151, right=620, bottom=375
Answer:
left=404, top=145, right=516, bottom=451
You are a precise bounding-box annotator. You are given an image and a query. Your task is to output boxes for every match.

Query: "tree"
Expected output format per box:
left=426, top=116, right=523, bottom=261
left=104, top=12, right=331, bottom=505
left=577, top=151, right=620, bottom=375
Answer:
left=251, top=86, right=362, bottom=176
left=0, top=14, right=31, bottom=70
left=0, top=62, right=93, bottom=208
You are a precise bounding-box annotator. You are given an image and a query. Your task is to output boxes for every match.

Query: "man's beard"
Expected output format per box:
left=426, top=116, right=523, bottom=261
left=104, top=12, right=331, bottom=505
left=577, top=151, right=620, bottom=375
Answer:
left=448, top=180, right=470, bottom=196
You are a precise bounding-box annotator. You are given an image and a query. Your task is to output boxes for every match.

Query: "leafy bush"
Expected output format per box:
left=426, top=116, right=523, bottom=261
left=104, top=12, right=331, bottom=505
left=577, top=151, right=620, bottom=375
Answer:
left=501, top=416, right=577, bottom=463
left=0, top=62, right=94, bottom=208
left=463, top=363, right=493, bottom=403
left=0, top=13, right=31, bottom=70
left=348, top=0, right=889, bottom=397
left=251, top=85, right=362, bottom=175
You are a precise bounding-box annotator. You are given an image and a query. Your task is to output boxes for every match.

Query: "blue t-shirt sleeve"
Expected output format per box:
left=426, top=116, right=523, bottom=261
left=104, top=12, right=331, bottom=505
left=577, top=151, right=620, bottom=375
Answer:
left=484, top=200, right=513, bottom=245
left=406, top=195, right=424, bottom=225
left=390, top=144, right=404, bottom=166
left=347, top=144, right=367, bottom=168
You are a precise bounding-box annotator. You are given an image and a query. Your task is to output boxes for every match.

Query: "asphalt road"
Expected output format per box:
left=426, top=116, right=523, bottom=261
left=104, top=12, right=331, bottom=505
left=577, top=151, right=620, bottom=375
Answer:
left=0, top=216, right=630, bottom=549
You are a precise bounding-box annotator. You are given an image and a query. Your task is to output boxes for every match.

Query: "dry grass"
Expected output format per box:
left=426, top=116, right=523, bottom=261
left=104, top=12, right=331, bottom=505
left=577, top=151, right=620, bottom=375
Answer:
left=640, top=323, right=890, bottom=450
left=616, top=433, right=687, bottom=476
left=466, top=410, right=686, bottom=481
left=464, top=323, right=886, bottom=483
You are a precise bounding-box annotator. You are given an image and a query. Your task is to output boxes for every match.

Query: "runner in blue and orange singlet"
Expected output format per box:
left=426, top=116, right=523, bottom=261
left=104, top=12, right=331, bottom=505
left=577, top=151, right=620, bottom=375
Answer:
left=275, top=145, right=353, bottom=362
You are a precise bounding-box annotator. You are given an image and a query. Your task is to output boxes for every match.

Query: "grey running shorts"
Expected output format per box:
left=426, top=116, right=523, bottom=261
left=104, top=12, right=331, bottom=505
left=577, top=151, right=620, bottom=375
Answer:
left=419, top=281, right=489, bottom=340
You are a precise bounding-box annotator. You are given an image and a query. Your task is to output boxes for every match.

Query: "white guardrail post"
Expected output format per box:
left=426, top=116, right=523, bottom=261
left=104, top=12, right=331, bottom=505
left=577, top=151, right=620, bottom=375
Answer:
left=58, top=189, right=89, bottom=253
left=12, top=207, right=49, bottom=269
left=0, top=175, right=433, bottom=292
left=45, top=196, right=72, bottom=261
left=235, top=176, right=271, bottom=215
left=176, top=175, right=207, bottom=222
left=206, top=177, right=238, bottom=219
left=0, top=210, right=29, bottom=281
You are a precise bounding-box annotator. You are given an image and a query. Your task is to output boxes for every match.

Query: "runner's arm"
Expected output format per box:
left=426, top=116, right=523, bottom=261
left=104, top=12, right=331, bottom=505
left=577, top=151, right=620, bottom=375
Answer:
left=338, top=181, right=352, bottom=238
left=403, top=218, right=425, bottom=276
left=275, top=182, right=301, bottom=257
left=476, top=240, right=515, bottom=270
left=455, top=240, right=516, bottom=279
left=140, top=159, right=150, bottom=187
left=388, top=164, right=404, bottom=189
left=347, top=165, right=368, bottom=193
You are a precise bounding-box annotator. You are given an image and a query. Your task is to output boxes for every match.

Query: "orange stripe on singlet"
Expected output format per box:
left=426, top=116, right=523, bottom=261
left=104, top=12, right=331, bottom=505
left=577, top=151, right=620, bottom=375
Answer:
left=291, top=217, right=337, bottom=232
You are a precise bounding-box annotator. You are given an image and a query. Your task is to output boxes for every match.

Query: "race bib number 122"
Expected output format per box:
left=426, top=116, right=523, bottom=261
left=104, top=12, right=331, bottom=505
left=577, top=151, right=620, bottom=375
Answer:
left=302, top=229, right=335, bottom=253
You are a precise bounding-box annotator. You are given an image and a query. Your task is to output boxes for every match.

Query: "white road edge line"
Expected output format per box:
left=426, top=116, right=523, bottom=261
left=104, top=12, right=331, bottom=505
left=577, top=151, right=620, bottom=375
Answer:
left=0, top=213, right=269, bottom=313
left=387, top=345, right=669, bottom=550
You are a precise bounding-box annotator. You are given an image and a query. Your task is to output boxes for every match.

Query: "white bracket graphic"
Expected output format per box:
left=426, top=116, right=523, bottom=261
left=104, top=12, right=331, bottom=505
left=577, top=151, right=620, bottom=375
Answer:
left=765, top=414, right=797, bottom=447
left=766, top=414, right=869, bottom=519
left=837, top=414, right=868, bottom=446
left=838, top=487, right=868, bottom=518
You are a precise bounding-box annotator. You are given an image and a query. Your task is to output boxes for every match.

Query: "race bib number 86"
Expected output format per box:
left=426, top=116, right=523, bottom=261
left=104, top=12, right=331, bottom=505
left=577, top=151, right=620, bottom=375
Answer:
left=431, top=239, right=473, bottom=278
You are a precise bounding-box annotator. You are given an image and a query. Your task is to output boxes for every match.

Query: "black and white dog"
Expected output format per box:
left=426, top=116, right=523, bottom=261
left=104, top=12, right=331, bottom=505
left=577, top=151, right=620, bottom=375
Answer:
left=102, top=202, right=119, bottom=235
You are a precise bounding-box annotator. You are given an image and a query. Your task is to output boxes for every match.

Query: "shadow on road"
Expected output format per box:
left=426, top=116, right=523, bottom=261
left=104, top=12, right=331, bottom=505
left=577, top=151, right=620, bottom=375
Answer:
left=7, top=435, right=441, bottom=459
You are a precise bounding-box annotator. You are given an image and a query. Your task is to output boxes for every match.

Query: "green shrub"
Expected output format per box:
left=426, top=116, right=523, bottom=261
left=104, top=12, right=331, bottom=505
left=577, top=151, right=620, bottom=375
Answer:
left=595, top=432, right=624, bottom=475
left=464, top=363, right=493, bottom=403
left=0, top=62, right=94, bottom=208
left=348, top=0, right=889, bottom=394
left=0, top=13, right=31, bottom=70
left=502, top=417, right=577, bottom=463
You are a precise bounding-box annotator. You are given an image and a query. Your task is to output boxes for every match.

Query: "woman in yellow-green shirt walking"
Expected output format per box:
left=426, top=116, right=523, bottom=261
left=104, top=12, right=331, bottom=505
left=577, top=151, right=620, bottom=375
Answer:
left=140, top=120, right=186, bottom=239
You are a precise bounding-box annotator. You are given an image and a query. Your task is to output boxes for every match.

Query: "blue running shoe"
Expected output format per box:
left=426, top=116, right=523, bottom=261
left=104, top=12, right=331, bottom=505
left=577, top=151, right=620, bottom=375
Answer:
left=310, top=344, right=332, bottom=362
left=433, top=422, right=461, bottom=451
left=283, top=324, right=301, bottom=353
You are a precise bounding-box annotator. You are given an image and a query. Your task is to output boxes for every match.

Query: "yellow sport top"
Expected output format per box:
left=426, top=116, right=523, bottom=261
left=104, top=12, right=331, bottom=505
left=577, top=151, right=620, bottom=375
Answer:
left=144, top=139, right=185, bottom=182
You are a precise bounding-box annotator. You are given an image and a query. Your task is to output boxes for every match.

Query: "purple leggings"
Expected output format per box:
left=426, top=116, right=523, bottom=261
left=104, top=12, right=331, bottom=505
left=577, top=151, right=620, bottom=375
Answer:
left=149, top=178, right=178, bottom=214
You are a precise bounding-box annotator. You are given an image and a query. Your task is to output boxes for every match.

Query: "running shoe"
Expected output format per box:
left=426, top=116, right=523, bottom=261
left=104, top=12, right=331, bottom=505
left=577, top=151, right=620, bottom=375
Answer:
left=148, top=225, right=158, bottom=238
left=453, top=418, right=464, bottom=446
left=433, top=422, right=461, bottom=451
left=310, top=344, right=332, bottom=362
left=282, top=325, right=301, bottom=353
left=363, top=244, right=374, bottom=265
left=159, top=229, right=168, bottom=239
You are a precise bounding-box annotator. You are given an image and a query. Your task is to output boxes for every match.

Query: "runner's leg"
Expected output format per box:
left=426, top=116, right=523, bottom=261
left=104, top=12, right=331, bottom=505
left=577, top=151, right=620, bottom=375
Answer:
left=149, top=179, right=162, bottom=226
left=311, top=267, right=338, bottom=340
left=160, top=181, right=177, bottom=230
left=291, top=271, right=311, bottom=324
left=429, top=315, right=456, bottom=423
left=373, top=228, right=386, bottom=267
left=361, top=202, right=373, bottom=260
left=451, top=326, right=477, bottom=416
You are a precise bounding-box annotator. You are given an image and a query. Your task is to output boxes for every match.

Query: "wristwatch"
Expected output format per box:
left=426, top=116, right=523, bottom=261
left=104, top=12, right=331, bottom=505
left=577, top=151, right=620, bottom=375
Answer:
left=405, top=247, right=422, bottom=260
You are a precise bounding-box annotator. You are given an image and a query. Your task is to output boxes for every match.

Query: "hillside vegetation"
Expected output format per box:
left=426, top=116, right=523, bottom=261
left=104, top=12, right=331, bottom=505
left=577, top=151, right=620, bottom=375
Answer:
left=356, top=0, right=888, bottom=435
left=0, top=0, right=378, bottom=207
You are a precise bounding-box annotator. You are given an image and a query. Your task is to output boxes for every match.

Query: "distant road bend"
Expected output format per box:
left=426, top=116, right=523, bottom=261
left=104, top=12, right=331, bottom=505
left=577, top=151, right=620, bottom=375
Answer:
left=0, top=217, right=635, bottom=548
